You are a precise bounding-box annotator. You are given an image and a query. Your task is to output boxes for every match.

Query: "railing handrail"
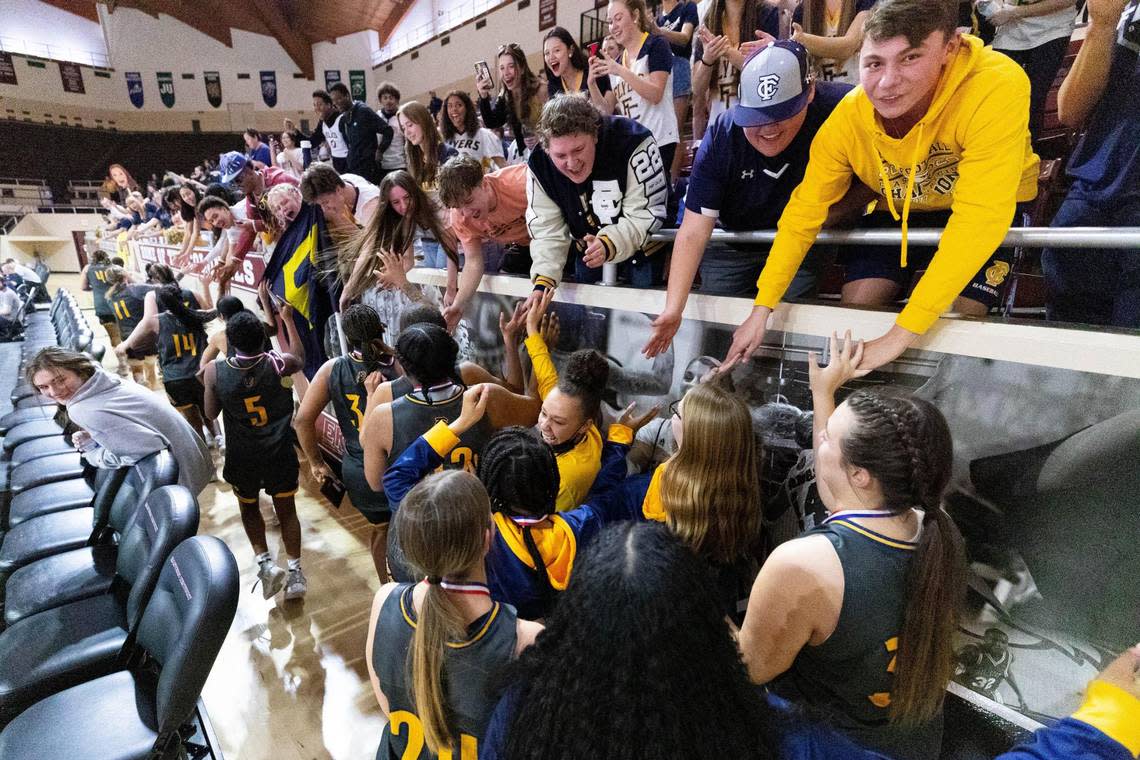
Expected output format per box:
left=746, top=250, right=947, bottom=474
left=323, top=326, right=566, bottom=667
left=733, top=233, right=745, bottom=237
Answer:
left=0, top=35, right=110, bottom=69
left=0, top=177, right=49, bottom=186
left=649, top=226, right=1140, bottom=249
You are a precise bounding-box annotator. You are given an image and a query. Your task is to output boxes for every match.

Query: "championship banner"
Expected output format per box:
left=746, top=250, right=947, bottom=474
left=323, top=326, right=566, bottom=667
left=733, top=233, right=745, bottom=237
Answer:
left=324, top=69, right=341, bottom=91
left=539, top=0, right=557, bottom=30
left=59, top=61, right=84, bottom=94
left=0, top=52, right=17, bottom=86
left=349, top=70, right=366, bottom=101
left=157, top=71, right=175, bottom=107
left=126, top=71, right=144, bottom=108
left=204, top=71, right=222, bottom=108
left=260, top=70, right=277, bottom=107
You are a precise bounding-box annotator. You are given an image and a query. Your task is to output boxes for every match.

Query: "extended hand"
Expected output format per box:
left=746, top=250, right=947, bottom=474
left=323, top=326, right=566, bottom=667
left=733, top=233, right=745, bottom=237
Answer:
left=721, top=306, right=772, bottom=373
left=807, top=330, right=865, bottom=398
left=581, top=234, right=607, bottom=269
left=617, top=401, right=664, bottom=434
left=643, top=309, right=681, bottom=358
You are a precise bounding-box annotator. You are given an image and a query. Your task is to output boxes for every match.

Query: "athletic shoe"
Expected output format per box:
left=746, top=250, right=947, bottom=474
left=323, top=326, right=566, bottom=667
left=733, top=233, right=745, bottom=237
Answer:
left=214, top=435, right=226, bottom=454
left=284, top=567, right=307, bottom=600
left=253, top=559, right=287, bottom=599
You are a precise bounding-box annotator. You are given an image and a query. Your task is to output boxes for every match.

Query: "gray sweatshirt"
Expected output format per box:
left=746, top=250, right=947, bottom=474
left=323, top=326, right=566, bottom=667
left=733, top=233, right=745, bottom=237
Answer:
left=66, top=370, right=214, bottom=496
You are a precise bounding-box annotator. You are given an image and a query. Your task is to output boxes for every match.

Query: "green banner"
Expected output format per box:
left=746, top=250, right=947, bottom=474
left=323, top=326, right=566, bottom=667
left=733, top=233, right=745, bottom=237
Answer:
left=349, top=70, right=366, bottom=101
left=157, top=71, right=175, bottom=108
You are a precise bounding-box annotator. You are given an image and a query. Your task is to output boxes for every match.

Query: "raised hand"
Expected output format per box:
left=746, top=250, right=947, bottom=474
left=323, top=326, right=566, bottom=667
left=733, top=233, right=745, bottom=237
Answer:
left=807, top=330, right=865, bottom=398
left=616, top=401, right=664, bottom=434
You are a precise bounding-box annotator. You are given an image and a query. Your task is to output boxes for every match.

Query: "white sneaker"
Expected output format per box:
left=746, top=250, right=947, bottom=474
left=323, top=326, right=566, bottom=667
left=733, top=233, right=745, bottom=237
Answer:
left=284, top=567, right=307, bottom=600
left=214, top=435, right=226, bottom=454
left=254, top=559, right=287, bottom=599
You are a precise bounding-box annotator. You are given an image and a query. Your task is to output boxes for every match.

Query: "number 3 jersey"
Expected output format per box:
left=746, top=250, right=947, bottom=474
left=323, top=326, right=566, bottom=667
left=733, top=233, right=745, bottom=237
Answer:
left=525, top=115, right=668, bottom=288
left=213, top=354, right=296, bottom=454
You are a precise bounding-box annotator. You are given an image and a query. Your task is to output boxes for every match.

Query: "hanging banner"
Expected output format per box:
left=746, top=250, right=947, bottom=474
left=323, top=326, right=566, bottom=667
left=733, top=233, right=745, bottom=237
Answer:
left=0, top=52, right=17, bottom=86
left=260, top=70, right=277, bottom=107
left=324, top=69, right=341, bottom=91
left=125, top=71, right=144, bottom=108
left=157, top=71, right=175, bottom=107
left=539, top=0, right=557, bottom=30
left=204, top=71, right=222, bottom=108
left=59, top=61, right=84, bottom=94
left=349, top=69, right=366, bottom=101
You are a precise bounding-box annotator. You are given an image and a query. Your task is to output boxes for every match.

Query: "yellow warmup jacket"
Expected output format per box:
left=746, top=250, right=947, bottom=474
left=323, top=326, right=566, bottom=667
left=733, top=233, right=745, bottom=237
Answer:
left=525, top=333, right=633, bottom=512
left=755, top=35, right=1039, bottom=334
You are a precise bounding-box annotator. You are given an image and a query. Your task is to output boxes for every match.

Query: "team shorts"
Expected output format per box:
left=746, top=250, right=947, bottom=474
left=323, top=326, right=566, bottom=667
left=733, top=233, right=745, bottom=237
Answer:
left=124, top=336, right=158, bottom=361
left=163, top=377, right=204, bottom=411
left=342, top=451, right=390, bottom=524
left=839, top=210, right=1014, bottom=309
left=225, top=439, right=300, bottom=503
left=672, top=56, right=692, bottom=98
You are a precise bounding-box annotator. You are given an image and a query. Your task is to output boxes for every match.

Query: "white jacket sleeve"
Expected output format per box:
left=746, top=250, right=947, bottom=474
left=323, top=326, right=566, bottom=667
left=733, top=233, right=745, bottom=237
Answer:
left=525, top=167, right=573, bottom=290
left=595, top=136, right=668, bottom=265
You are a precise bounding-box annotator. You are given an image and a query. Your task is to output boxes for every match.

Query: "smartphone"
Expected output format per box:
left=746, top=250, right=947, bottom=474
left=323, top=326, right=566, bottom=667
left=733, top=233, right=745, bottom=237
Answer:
left=474, top=60, right=492, bottom=83
left=588, top=42, right=600, bottom=57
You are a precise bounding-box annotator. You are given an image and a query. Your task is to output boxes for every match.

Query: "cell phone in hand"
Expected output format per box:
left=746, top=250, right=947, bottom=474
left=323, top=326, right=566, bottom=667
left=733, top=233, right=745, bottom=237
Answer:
left=588, top=42, right=600, bottom=57
left=474, top=60, right=492, bottom=83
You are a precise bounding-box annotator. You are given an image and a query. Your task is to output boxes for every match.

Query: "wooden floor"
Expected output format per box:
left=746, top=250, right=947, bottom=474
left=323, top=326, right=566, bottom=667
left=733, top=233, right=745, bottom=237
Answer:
left=62, top=273, right=388, bottom=760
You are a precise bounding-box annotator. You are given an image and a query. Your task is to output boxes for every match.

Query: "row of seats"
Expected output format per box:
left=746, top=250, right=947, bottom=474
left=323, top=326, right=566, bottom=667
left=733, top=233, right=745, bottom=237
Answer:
left=0, top=291, right=239, bottom=759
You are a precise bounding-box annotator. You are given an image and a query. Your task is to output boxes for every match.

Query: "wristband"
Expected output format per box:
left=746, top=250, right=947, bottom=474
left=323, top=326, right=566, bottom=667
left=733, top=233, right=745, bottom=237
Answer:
left=700, top=57, right=716, bottom=66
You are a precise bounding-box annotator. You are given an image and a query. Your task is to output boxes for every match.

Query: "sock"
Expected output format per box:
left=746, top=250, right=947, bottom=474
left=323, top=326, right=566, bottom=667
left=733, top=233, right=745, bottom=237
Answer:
left=287, top=558, right=302, bottom=571
left=255, top=552, right=273, bottom=566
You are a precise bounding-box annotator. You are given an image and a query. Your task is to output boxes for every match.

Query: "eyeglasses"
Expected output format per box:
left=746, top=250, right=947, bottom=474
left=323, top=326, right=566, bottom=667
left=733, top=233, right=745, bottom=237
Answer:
left=669, top=398, right=682, bottom=420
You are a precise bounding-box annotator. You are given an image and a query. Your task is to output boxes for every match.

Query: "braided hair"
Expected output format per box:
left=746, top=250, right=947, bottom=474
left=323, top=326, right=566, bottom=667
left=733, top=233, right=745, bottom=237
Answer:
left=155, top=283, right=216, bottom=333
left=395, top=323, right=462, bottom=389
left=341, top=303, right=393, bottom=366
left=477, top=427, right=561, bottom=613
left=840, top=390, right=966, bottom=726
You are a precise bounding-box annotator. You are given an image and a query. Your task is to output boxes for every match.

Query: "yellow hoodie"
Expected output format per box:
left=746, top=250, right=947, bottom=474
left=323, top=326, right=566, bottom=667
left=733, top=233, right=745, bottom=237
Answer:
left=754, top=35, right=1039, bottom=334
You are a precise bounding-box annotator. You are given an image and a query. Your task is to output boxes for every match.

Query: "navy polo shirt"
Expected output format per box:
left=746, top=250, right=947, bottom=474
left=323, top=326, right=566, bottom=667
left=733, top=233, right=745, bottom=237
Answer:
left=684, top=81, right=851, bottom=233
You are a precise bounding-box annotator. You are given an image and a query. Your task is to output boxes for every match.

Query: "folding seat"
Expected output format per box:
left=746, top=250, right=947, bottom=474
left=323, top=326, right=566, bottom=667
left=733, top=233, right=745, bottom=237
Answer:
left=2, top=466, right=122, bottom=533
left=4, top=451, right=85, bottom=495
left=0, top=536, right=238, bottom=759
left=7, top=436, right=75, bottom=466
left=1, top=420, right=66, bottom=455
left=0, top=452, right=177, bottom=599
left=0, top=405, right=57, bottom=435
left=0, top=486, right=199, bottom=720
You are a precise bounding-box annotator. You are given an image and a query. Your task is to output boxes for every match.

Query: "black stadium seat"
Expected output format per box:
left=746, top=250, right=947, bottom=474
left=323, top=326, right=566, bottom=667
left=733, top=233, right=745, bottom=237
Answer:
left=0, top=406, right=58, bottom=435
left=2, top=467, right=121, bottom=533
left=0, top=486, right=200, bottom=720
left=8, top=436, right=74, bottom=466
left=2, top=420, right=65, bottom=454
left=0, top=535, right=238, bottom=759
left=6, top=451, right=85, bottom=494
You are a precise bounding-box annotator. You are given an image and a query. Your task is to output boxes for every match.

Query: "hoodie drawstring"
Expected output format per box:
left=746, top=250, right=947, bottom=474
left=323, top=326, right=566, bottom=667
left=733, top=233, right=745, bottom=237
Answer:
left=874, top=122, right=926, bottom=269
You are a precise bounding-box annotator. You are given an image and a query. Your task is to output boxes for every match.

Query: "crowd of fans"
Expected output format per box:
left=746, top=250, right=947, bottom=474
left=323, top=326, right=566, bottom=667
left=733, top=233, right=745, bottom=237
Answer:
left=61, top=0, right=1140, bottom=756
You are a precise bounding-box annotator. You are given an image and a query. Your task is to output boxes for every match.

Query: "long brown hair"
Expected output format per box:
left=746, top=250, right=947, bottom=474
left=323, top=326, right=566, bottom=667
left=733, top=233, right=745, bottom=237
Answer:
left=800, top=0, right=857, bottom=38
left=611, top=0, right=655, bottom=33
left=393, top=470, right=491, bottom=755
left=399, top=101, right=447, bottom=189
left=24, top=347, right=99, bottom=388
left=336, top=171, right=457, bottom=302
left=496, top=43, right=545, bottom=124
left=661, top=382, right=762, bottom=564
left=841, top=390, right=966, bottom=725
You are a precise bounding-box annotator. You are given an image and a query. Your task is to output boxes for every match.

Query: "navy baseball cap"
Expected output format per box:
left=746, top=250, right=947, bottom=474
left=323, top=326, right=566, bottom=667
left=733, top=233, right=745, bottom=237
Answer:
left=219, top=151, right=249, bottom=183
left=732, top=40, right=812, bottom=128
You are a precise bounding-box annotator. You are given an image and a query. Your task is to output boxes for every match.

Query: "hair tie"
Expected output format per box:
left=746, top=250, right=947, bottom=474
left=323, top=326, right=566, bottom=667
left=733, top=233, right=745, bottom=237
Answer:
left=425, top=575, right=443, bottom=585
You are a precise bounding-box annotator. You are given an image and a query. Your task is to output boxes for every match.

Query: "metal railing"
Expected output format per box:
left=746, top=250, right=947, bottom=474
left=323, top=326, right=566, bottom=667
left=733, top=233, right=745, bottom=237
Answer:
left=648, top=226, right=1140, bottom=249
left=371, top=0, right=512, bottom=65
left=0, top=36, right=110, bottom=68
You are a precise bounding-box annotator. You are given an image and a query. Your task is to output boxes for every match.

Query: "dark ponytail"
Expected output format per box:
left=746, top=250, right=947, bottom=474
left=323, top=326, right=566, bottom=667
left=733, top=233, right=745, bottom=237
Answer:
left=395, top=323, right=462, bottom=389
left=341, top=303, right=393, bottom=366
left=842, top=391, right=966, bottom=726
left=156, top=284, right=216, bottom=333
left=477, top=428, right=561, bottom=610
left=558, top=349, right=609, bottom=423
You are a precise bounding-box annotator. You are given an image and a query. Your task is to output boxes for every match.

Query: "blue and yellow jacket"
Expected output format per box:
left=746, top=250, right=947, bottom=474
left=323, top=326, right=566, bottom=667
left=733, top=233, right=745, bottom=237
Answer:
left=383, top=420, right=638, bottom=620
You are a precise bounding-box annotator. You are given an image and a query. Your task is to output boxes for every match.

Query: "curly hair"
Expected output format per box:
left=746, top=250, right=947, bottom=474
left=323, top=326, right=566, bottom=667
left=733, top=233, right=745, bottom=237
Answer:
left=536, top=94, right=602, bottom=147
left=497, top=522, right=780, bottom=760
left=842, top=390, right=966, bottom=726
left=437, top=156, right=486, bottom=209
left=440, top=90, right=481, bottom=142
left=557, top=349, right=609, bottom=422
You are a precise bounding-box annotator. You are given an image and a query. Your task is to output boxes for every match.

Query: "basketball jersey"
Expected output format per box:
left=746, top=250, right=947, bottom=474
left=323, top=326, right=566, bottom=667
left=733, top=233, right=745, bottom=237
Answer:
left=373, top=584, right=517, bottom=760
left=322, top=114, right=348, bottom=159
left=111, top=284, right=155, bottom=338
left=213, top=355, right=295, bottom=452
left=328, top=351, right=401, bottom=459
left=86, top=263, right=113, bottom=317
left=389, top=386, right=493, bottom=475
left=774, top=513, right=942, bottom=760
left=956, top=645, right=1012, bottom=696
left=157, top=312, right=207, bottom=382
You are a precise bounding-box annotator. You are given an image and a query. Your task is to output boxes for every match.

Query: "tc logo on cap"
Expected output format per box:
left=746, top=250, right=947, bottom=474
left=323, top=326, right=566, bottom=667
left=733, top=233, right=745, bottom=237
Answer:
left=756, top=74, right=781, bottom=101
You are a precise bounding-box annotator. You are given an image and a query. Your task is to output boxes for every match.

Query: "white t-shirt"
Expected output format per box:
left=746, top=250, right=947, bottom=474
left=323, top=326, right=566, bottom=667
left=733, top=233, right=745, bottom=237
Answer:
left=381, top=110, right=405, bottom=170
left=447, top=127, right=506, bottom=171
left=612, top=33, right=679, bottom=147
left=0, top=287, right=21, bottom=318
left=321, top=115, right=348, bottom=159
left=988, top=0, right=1076, bottom=51
left=341, top=173, right=382, bottom=226
left=277, top=148, right=304, bottom=179
left=708, top=56, right=739, bottom=127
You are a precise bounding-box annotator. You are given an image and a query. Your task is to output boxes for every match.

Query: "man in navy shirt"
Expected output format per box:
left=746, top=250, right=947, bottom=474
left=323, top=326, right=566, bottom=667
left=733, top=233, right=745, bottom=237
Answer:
left=243, top=128, right=272, bottom=167
left=329, top=82, right=393, bottom=185
left=644, top=41, right=851, bottom=356
left=1041, top=0, right=1140, bottom=327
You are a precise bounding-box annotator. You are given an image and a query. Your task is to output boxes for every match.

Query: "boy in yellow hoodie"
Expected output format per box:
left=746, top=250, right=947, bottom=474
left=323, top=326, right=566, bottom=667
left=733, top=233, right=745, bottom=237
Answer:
left=723, top=0, right=1039, bottom=373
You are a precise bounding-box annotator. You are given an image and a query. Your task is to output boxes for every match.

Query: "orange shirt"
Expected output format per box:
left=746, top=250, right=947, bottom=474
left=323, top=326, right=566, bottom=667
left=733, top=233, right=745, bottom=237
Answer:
left=449, top=163, right=530, bottom=253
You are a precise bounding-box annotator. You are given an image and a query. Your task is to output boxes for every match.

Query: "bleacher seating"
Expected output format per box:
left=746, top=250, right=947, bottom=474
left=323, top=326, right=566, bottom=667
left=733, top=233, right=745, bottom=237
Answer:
left=0, top=179, right=52, bottom=216
left=0, top=287, right=236, bottom=758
